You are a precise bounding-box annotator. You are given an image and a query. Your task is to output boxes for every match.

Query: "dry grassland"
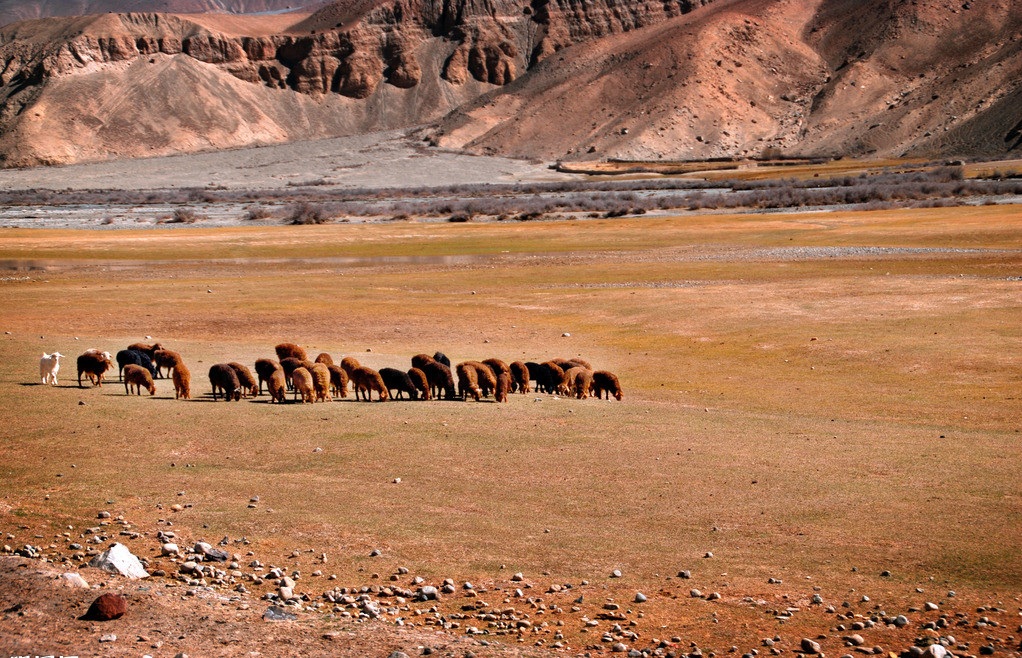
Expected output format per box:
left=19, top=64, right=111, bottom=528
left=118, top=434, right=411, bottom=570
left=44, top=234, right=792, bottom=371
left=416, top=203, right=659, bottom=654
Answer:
left=1, top=205, right=1020, bottom=655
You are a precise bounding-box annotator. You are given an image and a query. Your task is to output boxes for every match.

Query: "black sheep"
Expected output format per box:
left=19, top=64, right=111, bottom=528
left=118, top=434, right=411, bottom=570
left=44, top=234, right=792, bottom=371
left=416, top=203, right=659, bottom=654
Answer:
left=379, top=367, right=419, bottom=400
left=208, top=363, right=242, bottom=401
left=116, top=349, right=157, bottom=381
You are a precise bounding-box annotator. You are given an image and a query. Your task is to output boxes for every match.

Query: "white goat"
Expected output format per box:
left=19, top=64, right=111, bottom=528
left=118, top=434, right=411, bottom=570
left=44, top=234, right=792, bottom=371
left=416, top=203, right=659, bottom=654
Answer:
left=40, top=352, right=64, bottom=385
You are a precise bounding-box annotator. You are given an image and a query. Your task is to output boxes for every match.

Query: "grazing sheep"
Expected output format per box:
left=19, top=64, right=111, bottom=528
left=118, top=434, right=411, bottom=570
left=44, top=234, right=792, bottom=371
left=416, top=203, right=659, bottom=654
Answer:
left=123, top=364, right=156, bottom=396
left=152, top=349, right=183, bottom=379
left=279, top=357, right=313, bottom=391
left=327, top=364, right=349, bottom=398
left=466, top=361, right=497, bottom=397
left=380, top=367, right=418, bottom=400
left=310, top=362, right=331, bottom=402
left=116, top=349, right=157, bottom=381
left=509, top=361, right=530, bottom=394
left=314, top=352, right=334, bottom=366
left=173, top=362, right=191, bottom=400
left=567, top=357, right=592, bottom=370
left=291, top=366, right=315, bottom=403
left=550, top=358, right=576, bottom=372
left=456, top=362, right=482, bottom=401
left=350, top=366, right=389, bottom=402
left=413, top=356, right=456, bottom=400
left=483, top=358, right=511, bottom=379
left=340, top=356, right=361, bottom=379
left=564, top=366, right=593, bottom=399
left=208, top=363, right=242, bottom=402
left=267, top=368, right=287, bottom=403
left=254, top=358, right=281, bottom=395
left=495, top=371, right=511, bottom=403
left=433, top=351, right=451, bottom=368
left=591, top=370, right=623, bottom=400
left=77, top=350, right=113, bottom=388
left=275, top=342, right=307, bottom=362
left=542, top=361, right=568, bottom=395
left=524, top=361, right=548, bottom=393
left=227, top=362, right=259, bottom=398
left=127, top=342, right=163, bottom=360
left=407, top=367, right=430, bottom=401
left=40, top=352, right=63, bottom=386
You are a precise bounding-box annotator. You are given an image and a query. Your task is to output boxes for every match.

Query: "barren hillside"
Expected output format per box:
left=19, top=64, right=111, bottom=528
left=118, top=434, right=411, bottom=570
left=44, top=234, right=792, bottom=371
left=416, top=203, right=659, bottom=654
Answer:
left=0, top=0, right=1018, bottom=167
left=0, top=0, right=316, bottom=28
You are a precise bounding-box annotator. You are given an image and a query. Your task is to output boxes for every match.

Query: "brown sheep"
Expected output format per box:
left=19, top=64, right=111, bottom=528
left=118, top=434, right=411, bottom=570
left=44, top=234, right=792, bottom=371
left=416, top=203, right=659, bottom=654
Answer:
left=173, top=362, right=191, bottom=400
left=228, top=362, right=259, bottom=398
left=567, top=357, right=592, bottom=370
left=339, top=356, right=361, bottom=379
left=280, top=357, right=314, bottom=390
left=350, top=366, right=388, bottom=402
left=314, top=352, right=334, bottom=366
left=456, top=362, right=482, bottom=401
left=310, top=362, right=331, bottom=402
left=550, top=358, right=576, bottom=373
left=275, top=342, right=308, bottom=362
left=291, top=366, right=315, bottom=403
left=267, top=369, right=287, bottom=403
left=509, top=361, right=530, bottom=393
left=412, top=354, right=456, bottom=400
left=123, top=364, right=156, bottom=396
left=152, top=348, right=182, bottom=379
left=208, top=363, right=242, bottom=401
left=127, top=342, right=163, bottom=360
left=495, top=371, right=511, bottom=402
left=564, top=366, right=594, bottom=399
left=77, top=350, right=113, bottom=388
left=407, top=367, right=430, bottom=401
left=327, top=364, right=349, bottom=398
left=254, top=358, right=281, bottom=395
left=591, top=370, right=623, bottom=400
left=542, top=361, right=569, bottom=395
left=466, top=361, right=497, bottom=397
left=483, top=358, right=511, bottom=381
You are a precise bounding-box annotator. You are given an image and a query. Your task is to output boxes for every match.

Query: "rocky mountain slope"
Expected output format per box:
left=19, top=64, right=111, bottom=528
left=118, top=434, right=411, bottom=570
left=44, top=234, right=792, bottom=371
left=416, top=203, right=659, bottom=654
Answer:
left=0, top=0, right=1018, bottom=167
left=0, top=0, right=314, bottom=29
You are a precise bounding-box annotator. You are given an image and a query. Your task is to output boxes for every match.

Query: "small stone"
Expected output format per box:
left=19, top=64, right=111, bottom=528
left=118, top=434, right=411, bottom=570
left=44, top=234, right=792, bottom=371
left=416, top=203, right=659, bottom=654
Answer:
left=511, top=572, right=524, bottom=582
left=99, top=634, right=117, bottom=643
left=707, top=591, right=721, bottom=600
left=690, top=589, right=703, bottom=598
left=893, top=615, right=909, bottom=628
left=678, top=570, right=692, bottom=579
left=801, top=638, right=821, bottom=654
left=370, top=549, right=382, bottom=557
left=418, top=586, right=439, bottom=601
left=635, top=592, right=647, bottom=603
left=812, top=594, right=824, bottom=604
left=389, top=653, right=411, bottom=658
left=924, top=602, right=939, bottom=611
left=161, top=543, right=178, bottom=556
left=88, top=543, right=149, bottom=579
left=85, top=593, right=127, bottom=621
left=704, top=552, right=713, bottom=558
left=97, top=511, right=111, bottom=519
left=613, top=643, right=628, bottom=653
left=263, top=605, right=297, bottom=621
left=846, top=634, right=865, bottom=646
left=60, top=572, right=90, bottom=588
left=611, top=569, right=622, bottom=578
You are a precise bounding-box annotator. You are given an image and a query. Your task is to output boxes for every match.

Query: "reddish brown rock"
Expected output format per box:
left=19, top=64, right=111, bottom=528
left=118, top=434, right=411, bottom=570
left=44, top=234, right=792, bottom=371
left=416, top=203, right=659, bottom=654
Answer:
left=84, top=592, right=127, bottom=621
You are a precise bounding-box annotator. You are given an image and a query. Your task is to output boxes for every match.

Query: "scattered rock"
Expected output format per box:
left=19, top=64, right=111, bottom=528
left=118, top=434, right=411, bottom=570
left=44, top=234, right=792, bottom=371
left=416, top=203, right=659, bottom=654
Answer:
left=84, top=593, right=127, bottom=621
left=611, top=569, right=622, bottom=578
left=263, top=605, right=297, bottom=621
left=678, top=570, right=692, bottom=579
left=801, top=638, right=821, bottom=654
left=893, top=615, right=909, bottom=628
left=690, top=589, right=703, bottom=598
left=194, top=541, right=228, bottom=562
left=59, top=572, right=90, bottom=588
left=87, top=543, right=149, bottom=579
left=634, top=592, right=647, bottom=603
left=418, top=586, right=439, bottom=601
left=98, top=633, right=117, bottom=643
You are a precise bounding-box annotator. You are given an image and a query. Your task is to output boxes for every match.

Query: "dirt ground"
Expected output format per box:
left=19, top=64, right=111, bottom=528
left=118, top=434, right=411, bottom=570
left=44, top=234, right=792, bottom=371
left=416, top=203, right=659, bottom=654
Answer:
left=0, top=146, right=1020, bottom=657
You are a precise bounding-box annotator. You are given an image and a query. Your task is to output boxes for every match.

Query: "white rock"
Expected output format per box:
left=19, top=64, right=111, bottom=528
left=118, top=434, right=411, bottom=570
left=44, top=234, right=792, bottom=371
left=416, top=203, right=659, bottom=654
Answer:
left=59, top=572, right=90, bottom=588
left=88, top=543, right=149, bottom=579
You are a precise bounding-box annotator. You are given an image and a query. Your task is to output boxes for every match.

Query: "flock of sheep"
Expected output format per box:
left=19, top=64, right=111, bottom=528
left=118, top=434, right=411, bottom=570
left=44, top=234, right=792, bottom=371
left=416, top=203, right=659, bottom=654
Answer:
left=38, top=342, right=624, bottom=403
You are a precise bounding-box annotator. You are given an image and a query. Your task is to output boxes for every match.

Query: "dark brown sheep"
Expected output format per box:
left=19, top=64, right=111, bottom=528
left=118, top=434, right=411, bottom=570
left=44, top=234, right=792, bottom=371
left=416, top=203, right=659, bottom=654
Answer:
left=275, top=342, right=308, bottom=362
left=314, top=352, right=334, bottom=366
left=173, top=362, right=191, bottom=400
left=542, top=361, right=568, bottom=395
left=280, top=357, right=314, bottom=390
left=77, top=350, right=113, bottom=388
left=380, top=367, right=418, bottom=400
left=310, top=362, right=331, bottom=402
left=254, top=358, right=281, bottom=395
left=495, top=371, right=511, bottom=402
left=123, top=364, right=156, bottom=396
left=591, top=370, right=623, bottom=400
left=407, top=367, right=430, bottom=401
left=327, top=364, right=349, bottom=398
left=412, top=354, right=456, bottom=400
left=567, top=357, right=592, bottom=370
left=127, top=342, right=164, bottom=360
left=350, top=366, right=388, bottom=402
left=550, top=358, right=576, bottom=372
left=456, top=362, right=482, bottom=401
left=208, top=363, right=242, bottom=401
left=228, top=362, right=259, bottom=398
left=483, top=358, right=511, bottom=381
left=152, top=348, right=183, bottom=379
left=291, top=367, right=315, bottom=403
left=509, top=361, right=530, bottom=393
left=267, top=369, right=287, bottom=403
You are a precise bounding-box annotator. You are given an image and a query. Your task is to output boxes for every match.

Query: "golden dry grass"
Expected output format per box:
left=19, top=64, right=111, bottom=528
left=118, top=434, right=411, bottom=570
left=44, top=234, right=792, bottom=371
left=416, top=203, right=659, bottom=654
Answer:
left=1, top=206, right=1020, bottom=650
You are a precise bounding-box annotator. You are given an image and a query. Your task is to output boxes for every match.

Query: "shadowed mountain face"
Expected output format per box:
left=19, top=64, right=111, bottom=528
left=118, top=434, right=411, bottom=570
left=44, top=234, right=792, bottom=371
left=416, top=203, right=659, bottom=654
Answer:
left=0, top=0, right=1018, bottom=167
